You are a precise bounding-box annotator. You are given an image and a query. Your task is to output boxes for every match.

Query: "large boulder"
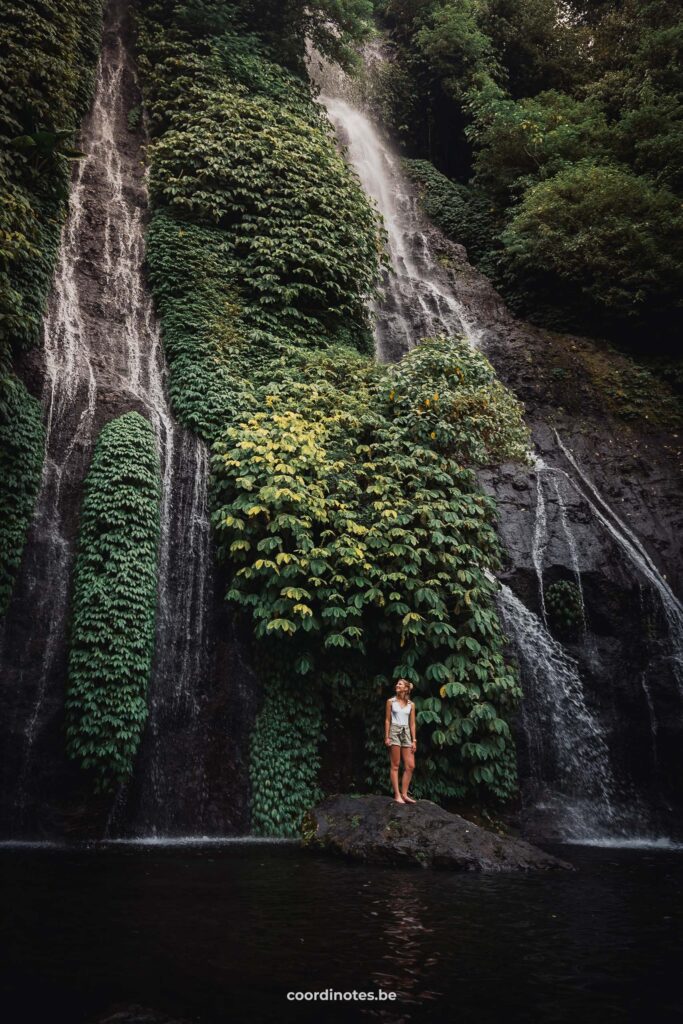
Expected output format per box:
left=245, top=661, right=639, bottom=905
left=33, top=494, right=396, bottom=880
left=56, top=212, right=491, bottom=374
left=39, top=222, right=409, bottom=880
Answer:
left=303, top=794, right=573, bottom=872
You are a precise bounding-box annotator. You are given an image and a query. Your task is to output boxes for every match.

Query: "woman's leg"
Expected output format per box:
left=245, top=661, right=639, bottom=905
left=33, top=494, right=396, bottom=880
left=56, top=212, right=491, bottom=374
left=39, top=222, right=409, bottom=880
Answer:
left=389, top=744, right=404, bottom=802
left=401, top=747, right=416, bottom=801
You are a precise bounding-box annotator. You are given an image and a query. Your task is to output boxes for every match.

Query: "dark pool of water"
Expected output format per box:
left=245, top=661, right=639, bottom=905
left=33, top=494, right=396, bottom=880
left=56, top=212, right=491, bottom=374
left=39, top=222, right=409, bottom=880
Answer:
left=1, top=840, right=681, bottom=1023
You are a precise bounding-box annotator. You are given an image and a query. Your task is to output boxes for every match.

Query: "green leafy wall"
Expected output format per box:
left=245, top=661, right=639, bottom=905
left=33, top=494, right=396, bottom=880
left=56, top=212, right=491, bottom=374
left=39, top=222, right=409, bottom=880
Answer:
left=212, top=342, right=528, bottom=833
left=137, top=0, right=529, bottom=834
left=65, top=412, right=161, bottom=792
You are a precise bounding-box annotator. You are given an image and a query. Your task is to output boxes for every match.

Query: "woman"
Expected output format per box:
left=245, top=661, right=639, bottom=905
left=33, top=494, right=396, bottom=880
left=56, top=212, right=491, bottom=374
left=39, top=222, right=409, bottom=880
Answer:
left=385, top=679, right=417, bottom=804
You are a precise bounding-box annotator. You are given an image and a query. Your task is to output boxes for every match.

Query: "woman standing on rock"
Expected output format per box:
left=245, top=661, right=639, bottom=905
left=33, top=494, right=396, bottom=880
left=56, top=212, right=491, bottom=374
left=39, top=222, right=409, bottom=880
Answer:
left=385, top=679, right=417, bottom=804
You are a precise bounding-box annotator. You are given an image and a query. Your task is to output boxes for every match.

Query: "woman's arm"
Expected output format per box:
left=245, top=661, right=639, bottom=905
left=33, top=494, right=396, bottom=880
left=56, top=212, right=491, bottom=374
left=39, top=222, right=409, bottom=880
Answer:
left=410, top=704, right=417, bottom=751
left=385, top=699, right=392, bottom=746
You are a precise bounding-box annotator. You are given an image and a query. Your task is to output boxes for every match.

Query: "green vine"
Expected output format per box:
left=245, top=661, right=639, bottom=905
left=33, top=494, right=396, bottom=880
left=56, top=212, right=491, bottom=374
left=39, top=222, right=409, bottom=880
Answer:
left=65, top=412, right=161, bottom=792
left=0, top=377, right=45, bottom=614
left=249, top=674, right=325, bottom=836
left=139, top=8, right=381, bottom=362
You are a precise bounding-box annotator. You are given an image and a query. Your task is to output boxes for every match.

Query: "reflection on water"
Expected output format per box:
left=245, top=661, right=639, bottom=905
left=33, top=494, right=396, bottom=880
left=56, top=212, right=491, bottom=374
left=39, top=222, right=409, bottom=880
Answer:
left=1, top=843, right=682, bottom=1023
left=371, top=882, right=440, bottom=1015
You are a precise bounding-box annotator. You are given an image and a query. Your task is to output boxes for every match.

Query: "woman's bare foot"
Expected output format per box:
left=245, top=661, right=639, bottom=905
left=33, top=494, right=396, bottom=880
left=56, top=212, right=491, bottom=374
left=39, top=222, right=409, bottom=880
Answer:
left=393, top=795, right=406, bottom=803
left=402, top=793, right=417, bottom=803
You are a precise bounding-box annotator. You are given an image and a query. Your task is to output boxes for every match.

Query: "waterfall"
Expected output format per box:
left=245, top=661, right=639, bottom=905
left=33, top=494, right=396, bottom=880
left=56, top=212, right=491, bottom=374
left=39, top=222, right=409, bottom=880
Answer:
left=497, top=585, right=618, bottom=838
left=310, top=54, right=482, bottom=361
left=310, top=47, right=683, bottom=841
left=511, top=446, right=681, bottom=834
left=1, top=0, right=212, bottom=836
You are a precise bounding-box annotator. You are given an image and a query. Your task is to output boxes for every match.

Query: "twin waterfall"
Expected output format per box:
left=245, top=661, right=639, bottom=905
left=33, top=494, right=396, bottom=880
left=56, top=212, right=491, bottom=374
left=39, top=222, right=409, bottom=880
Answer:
left=1, top=10, right=681, bottom=842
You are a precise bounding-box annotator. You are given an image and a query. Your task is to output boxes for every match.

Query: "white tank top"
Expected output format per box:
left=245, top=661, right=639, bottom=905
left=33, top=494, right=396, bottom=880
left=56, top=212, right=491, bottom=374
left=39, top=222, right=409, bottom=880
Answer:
left=391, top=698, right=411, bottom=727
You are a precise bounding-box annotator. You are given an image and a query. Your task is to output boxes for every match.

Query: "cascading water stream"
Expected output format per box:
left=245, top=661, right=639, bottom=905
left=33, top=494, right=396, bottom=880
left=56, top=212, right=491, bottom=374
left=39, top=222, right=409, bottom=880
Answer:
left=310, top=54, right=482, bottom=360
left=531, top=437, right=682, bottom=672
left=554, top=431, right=683, bottom=690
left=531, top=461, right=550, bottom=624
left=514, top=446, right=681, bottom=834
left=1, top=0, right=212, bottom=836
left=497, top=584, right=617, bottom=838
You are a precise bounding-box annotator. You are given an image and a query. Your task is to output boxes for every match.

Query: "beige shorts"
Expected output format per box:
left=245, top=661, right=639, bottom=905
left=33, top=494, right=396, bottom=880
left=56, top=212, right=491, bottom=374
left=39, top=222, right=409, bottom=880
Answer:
left=389, top=724, right=413, bottom=748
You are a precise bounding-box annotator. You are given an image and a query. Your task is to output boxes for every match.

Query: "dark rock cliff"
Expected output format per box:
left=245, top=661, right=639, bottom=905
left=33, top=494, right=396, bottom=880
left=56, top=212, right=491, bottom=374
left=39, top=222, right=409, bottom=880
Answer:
left=431, top=226, right=683, bottom=837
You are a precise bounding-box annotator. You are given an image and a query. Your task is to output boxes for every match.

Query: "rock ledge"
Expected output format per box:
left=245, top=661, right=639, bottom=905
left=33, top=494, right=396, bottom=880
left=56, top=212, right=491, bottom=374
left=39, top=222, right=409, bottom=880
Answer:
left=304, top=794, right=573, bottom=872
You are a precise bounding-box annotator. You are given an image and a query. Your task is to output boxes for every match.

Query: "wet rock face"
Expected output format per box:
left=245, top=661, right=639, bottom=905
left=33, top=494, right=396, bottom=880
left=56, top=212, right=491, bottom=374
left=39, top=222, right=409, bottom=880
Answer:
left=305, top=795, right=574, bottom=872
left=356, top=165, right=683, bottom=834
left=442, top=239, right=683, bottom=834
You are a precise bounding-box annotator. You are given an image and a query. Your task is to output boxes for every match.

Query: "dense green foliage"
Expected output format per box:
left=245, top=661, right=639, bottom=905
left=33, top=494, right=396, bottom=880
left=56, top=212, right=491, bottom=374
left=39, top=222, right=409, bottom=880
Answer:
left=501, top=161, right=683, bottom=322
left=545, top=580, right=584, bottom=637
left=147, top=86, right=380, bottom=336
left=403, top=158, right=495, bottom=268
left=249, top=677, right=325, bottom=835
left=0, top=377, right=45, bottom=614
left=162, top=0, right=374, bottom=71
left=376, top=0, right=683, bottom=350
left=65, top=413, right=161, bottom=792
left=139, top=0, right=529, bottom=832
left=213, top=341, right=527, bottom=818
left=248, top=0, right=374, bottom=71
left=140, top=0, right=381, bottom=380
left=0, top=0, right=102, bottom=611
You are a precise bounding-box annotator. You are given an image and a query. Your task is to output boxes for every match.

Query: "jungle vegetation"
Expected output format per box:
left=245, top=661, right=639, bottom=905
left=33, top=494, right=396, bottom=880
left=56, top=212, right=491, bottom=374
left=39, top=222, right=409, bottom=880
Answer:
left=138, top=0, right=529, bottom=833
left=373, top=0, right=683, bottom=356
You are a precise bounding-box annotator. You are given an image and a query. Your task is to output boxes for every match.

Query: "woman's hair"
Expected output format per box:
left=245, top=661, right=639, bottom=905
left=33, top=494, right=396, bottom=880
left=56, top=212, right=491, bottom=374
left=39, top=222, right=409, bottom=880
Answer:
left=395, top=677, right=413, bottom=693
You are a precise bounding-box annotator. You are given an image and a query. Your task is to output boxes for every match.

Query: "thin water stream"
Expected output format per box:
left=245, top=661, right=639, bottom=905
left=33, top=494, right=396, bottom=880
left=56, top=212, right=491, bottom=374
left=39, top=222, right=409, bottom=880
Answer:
left=554, top=430, right=683, bottom=689
left=497, top=584, right=618, bottom=839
